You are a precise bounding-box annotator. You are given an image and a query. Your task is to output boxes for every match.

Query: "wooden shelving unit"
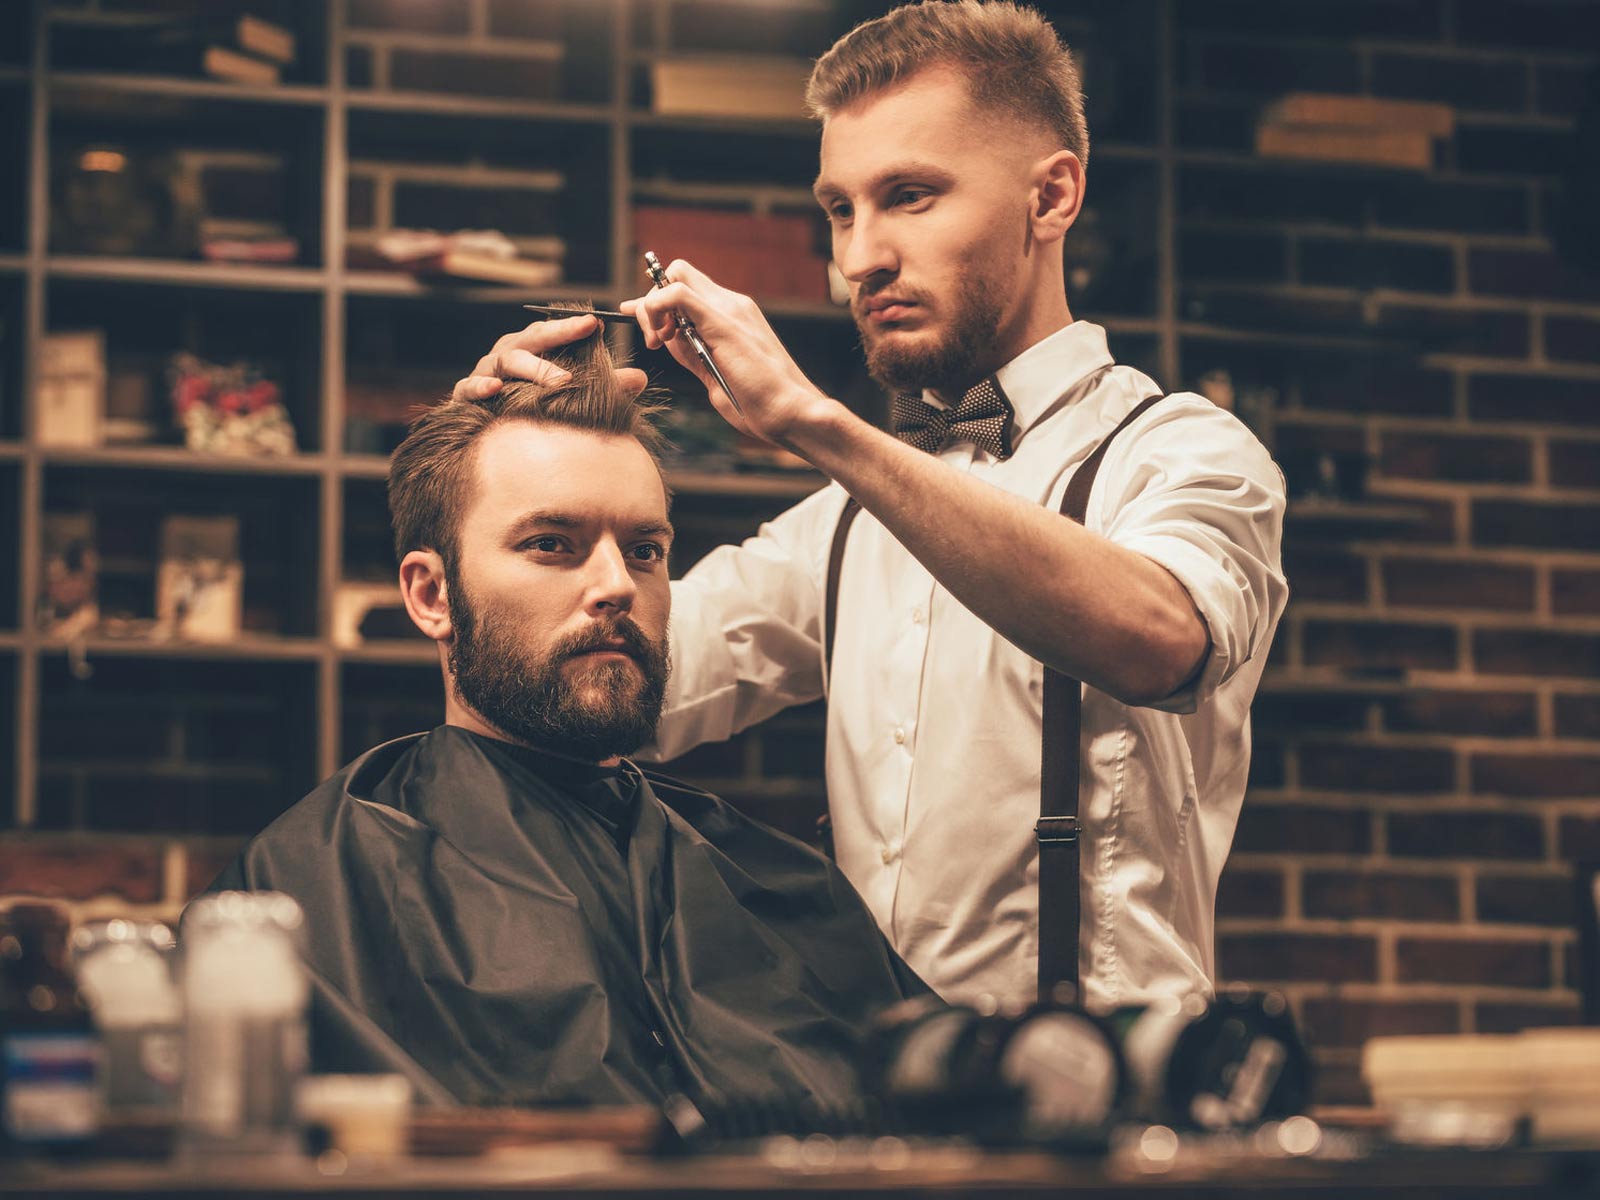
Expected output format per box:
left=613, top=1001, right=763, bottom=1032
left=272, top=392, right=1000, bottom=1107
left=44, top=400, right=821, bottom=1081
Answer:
left=1, top=0, right=1401, bottom=835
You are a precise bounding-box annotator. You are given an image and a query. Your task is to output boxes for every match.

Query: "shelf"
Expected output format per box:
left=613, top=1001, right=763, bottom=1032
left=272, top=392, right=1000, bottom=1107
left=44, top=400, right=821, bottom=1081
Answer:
left=0, top=254, right=25, bottom=274
left=0, top=442, right=23, bottom=463
left=38, top=447, right=331, bottom=477
left=345, top=92, right=612, bottom=125
left=45, top=70, right=329, bottom=108
left=342, top=272, right=614, bottom=304
left=47, top=256, right=327, bottom=293
left=339, top=641, right=435, bottom=666
left=38, top=634, right=324, bottom=663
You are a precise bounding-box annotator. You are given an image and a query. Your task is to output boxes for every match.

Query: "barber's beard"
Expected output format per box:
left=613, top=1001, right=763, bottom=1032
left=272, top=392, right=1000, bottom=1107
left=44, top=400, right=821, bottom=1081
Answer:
left=446, top=579, right=670, bottom=762
left=856, top=265, right=1007, bottom=397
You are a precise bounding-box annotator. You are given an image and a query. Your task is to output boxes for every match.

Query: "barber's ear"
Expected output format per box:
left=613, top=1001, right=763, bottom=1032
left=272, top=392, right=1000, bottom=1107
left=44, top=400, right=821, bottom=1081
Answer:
left=1030, top=149, right=1085, bottom=244
left=399, top=550, right=452, bottom=642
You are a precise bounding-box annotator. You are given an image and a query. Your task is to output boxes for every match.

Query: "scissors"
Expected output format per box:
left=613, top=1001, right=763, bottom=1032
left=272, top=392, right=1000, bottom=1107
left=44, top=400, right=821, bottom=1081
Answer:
left=642, top=251, right=743, bottom=418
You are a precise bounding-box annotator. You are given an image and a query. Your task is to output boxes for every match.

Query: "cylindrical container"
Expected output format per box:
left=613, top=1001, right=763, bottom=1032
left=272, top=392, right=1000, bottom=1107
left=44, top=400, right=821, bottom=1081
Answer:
left=1520, top=1027, right=1600, bottom=1146
left=296, top=1074, right=411, bottom=1159
left=70, top=919, right=181, bottom=1116
left=177, top=892, right=309, bottom=1162
left=1362, top=1033, right=1526, bottom=1148
left=1113, top=987, right=1311, bottom=1130
left=0, top=902, right=100, bottom=1157
left=992, top=1002, right=1128, bottom=1144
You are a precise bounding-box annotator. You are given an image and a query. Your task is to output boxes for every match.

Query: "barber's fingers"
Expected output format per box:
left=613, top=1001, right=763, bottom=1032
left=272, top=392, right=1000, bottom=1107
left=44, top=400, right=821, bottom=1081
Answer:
left=615, top=367, right=649, bottom=400
left=623, top=281, right=719, bottom=351
left=469, top=312, right=601, bottom=380
left=451, top=326, right=648, bottom=404
left=451, top=374, right=503, bottom=403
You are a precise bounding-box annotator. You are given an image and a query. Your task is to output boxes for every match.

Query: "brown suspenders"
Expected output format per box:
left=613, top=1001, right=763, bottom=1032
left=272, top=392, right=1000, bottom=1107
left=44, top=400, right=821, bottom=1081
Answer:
left=823, top=393, right=1166, bottom=1002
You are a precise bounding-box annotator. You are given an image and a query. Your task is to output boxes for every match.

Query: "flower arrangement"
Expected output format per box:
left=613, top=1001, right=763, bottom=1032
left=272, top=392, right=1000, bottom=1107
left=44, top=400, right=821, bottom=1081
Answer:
left=168, top=352, right=296, bottom=455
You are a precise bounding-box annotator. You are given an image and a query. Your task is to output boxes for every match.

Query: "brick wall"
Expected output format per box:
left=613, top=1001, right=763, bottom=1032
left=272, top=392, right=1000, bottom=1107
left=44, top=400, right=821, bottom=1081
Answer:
left=4, top=0, right=1599, bottom=1111
left=1176, top=0, right=1600, bottom=1104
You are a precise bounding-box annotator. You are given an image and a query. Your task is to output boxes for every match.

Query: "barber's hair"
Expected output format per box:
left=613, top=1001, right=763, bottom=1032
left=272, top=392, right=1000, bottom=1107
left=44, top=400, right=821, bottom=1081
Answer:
left=388, top=326, right=666, bottom=572
left=805, top=0, right=1089, bottom=166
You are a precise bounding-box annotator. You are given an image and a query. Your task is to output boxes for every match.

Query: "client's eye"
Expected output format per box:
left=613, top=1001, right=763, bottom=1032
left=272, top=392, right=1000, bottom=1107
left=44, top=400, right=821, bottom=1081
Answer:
left=522, top=536, right=567, bottom=554
left=630, top=542, right=666, bottom=563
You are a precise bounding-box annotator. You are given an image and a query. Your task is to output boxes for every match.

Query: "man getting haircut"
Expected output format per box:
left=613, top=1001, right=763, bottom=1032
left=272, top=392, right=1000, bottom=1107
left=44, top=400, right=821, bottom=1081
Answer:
left=204, top=329, right=924, bottom=1110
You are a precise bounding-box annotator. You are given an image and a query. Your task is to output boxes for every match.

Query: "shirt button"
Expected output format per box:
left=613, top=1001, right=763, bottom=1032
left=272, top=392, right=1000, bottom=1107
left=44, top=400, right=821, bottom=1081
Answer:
left=912, top=607, right=925, bottom=625
left=880, top=846, right=895, bottom=865
left=893, top=726, right=906, bottom=745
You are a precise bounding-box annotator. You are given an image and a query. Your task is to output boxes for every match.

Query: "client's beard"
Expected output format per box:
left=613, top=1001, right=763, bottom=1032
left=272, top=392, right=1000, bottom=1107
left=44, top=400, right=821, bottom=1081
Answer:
left=447, top=580, right=670, bottom=762
left=856, top=269, right=1006, bottom=396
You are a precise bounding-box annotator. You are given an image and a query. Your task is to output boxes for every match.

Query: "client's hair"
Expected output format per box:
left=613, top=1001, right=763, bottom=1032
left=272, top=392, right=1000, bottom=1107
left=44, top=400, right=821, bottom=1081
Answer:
left=805, top=0, right=1089, bottom=167
left=388, top=324, right=666, bottom=573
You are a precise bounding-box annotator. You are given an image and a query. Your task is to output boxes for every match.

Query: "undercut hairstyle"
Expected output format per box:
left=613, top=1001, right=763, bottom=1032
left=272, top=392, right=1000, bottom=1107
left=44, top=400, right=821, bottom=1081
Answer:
left=388, top=325, right=667, bottom=573
left=805, top=0, right=1090, bottom=167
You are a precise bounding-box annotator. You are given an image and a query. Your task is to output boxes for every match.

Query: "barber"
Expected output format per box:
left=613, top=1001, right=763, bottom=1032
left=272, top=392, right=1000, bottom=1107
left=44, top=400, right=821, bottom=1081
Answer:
left=453, top=1, right=1287, bottom=1013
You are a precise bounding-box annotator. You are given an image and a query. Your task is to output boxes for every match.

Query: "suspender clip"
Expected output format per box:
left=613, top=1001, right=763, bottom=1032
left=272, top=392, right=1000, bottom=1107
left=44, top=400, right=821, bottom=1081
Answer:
left=1035, top=815, right=1080, bottom=845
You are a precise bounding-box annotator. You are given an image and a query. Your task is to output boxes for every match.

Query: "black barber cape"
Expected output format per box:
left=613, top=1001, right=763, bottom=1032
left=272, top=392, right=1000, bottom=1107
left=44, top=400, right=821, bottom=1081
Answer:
left=208, top=726, right=926, bottom=1110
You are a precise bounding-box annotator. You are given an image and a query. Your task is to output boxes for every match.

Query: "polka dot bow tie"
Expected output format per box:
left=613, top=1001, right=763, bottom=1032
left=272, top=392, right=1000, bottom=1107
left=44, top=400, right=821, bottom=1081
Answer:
left=891, top=376, right=1016, bottom=461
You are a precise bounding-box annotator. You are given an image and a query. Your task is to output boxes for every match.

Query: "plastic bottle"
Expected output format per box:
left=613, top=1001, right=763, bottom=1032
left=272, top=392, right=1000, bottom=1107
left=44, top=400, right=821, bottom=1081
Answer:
left=0, top=902, right=101, bottom=1157
left=176, top=891, right=309, bottom=1162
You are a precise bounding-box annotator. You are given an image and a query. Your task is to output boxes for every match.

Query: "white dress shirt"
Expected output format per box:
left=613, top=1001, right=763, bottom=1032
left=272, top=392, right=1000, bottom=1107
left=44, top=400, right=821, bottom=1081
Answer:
left=652, top=320, right=1288, bottom=1012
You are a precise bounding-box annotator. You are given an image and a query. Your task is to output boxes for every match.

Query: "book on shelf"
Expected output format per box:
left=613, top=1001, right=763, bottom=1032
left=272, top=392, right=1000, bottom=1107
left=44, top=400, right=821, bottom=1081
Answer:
left=409, top=249, right=564, bottom=288
left=35, top=330, right=105, bottom=448
left=650, top=56, right=813, bottom=121
left=52, top=11, right=294, bottom=85
left=235, top=14, right=296, bottom=66
left=1254, top=123, right=1435, bottom=170
left=361, top=229, right=565, bottom=288
left=1263, top=93, right=1455, bottom=138
left=200, top=44, right=280, bottom=86
left=633, top=206, right=829, bottom=301
left=1255, top=91, right=1453, bottom=171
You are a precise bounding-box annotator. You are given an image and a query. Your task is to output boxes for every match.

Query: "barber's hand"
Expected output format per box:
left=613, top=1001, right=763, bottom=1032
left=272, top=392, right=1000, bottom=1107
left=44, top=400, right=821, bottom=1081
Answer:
left=451, top=313, right=649, bottom=403
left=622, top=260, right=836, bottom=445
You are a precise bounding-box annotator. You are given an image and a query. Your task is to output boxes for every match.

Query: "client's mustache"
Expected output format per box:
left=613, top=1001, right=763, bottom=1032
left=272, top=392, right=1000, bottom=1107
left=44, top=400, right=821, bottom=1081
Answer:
left=555, top=619, right=657, bottom=663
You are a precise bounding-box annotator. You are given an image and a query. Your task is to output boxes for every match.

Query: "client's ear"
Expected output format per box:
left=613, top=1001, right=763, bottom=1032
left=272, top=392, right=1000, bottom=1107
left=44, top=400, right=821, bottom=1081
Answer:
left=399, top=550, right=452, bottom=642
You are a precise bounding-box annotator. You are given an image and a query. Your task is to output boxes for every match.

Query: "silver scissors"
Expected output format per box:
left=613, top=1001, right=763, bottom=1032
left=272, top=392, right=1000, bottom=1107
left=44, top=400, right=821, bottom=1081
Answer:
left=642, top=251, right=743, bottom=418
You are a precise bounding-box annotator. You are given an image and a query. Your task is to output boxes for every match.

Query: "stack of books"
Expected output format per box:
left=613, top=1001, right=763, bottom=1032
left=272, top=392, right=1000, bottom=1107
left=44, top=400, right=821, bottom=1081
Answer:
left=1255, top=93, right=1455, bottom=171
left=633, top=206, right=827, bottom=302
left=54, top=11, right=298, bottom=86
left=649, top=55, right=813, bottom=121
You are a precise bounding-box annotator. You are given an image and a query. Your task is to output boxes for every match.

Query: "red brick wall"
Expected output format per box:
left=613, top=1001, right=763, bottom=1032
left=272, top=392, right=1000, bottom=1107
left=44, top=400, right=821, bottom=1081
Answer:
left=3, top=0, right=1598, bottom=1112
left=1181, top=0, right=1600, bottom=1104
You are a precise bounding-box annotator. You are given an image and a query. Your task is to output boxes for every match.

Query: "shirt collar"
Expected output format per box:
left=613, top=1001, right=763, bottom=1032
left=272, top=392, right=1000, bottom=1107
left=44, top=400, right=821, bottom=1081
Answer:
left=991, top=320, right=1115, bottom=440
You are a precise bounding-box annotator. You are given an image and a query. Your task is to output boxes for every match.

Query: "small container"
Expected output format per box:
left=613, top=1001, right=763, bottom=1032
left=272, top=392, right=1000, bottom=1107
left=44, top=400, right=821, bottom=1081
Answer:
left=1, top=903, right=100, bottom=1156
left=1362, top=1034, right=1526, bottom=1148
left=70, top=919, right=181, bottom=1116
left=296, top=1075, right=411, bottom=1159
left=1520, top=1027, right=1600, bottom=1146
left=177, top=892, right=309, bottom=1162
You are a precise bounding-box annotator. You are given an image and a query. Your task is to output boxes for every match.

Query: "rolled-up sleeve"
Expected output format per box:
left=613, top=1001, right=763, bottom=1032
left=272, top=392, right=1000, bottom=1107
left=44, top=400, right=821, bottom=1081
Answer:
left=1093, top=398, right=1288, bottom=714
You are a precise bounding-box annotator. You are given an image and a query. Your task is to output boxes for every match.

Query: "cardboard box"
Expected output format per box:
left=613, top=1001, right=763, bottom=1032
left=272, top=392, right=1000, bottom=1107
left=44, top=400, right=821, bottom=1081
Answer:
left=156, top=514, right=243, bottom=642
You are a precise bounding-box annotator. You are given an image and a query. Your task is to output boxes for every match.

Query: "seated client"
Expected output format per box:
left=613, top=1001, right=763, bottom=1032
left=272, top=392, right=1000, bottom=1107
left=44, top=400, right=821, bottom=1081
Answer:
left=207, top=329, right=923, bottom=1110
